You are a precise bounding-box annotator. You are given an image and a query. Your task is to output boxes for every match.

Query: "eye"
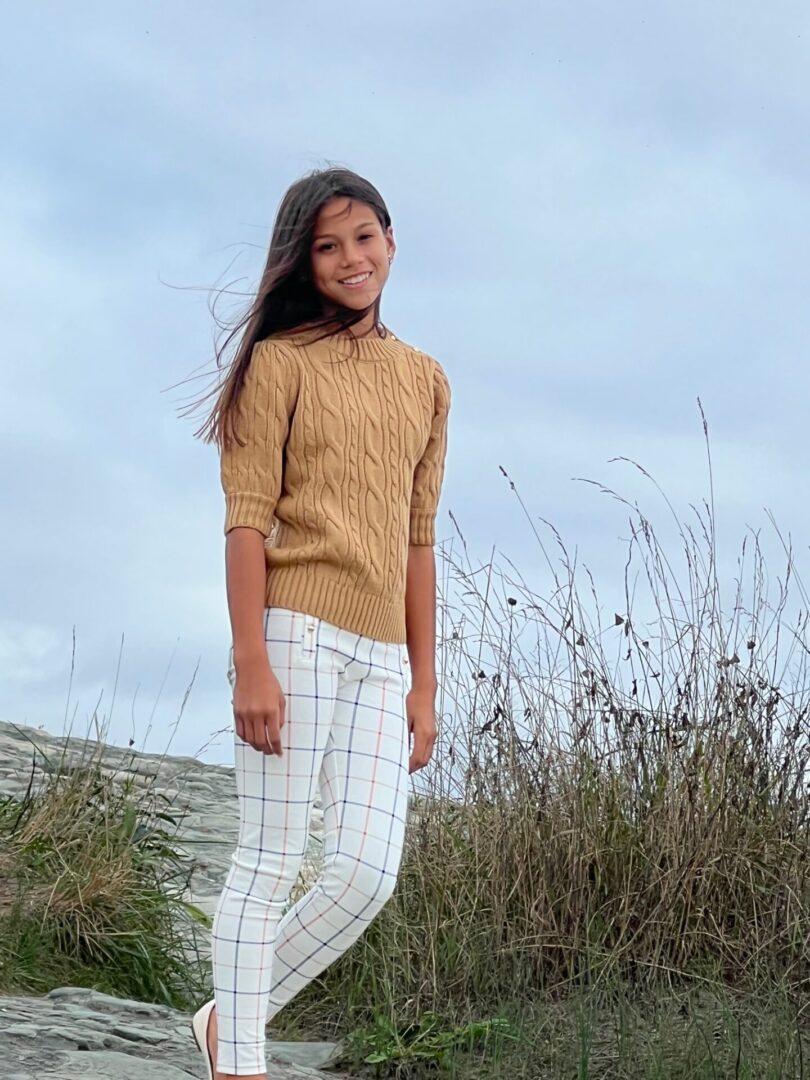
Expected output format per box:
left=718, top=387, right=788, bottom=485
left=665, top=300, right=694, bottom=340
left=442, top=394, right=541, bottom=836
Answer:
left=315, top=234, right=373, bottom=253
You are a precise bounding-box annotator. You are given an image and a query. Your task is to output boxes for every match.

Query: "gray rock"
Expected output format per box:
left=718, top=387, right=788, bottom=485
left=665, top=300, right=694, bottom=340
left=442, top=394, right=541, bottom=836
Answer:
left=270, top=1041, right=344, bottom=1069
left=46, top=1050, right=198, bottom=1079
left=107, top=1023, right=173, bottom=1044
left=45, top=986, right=175, bottom=1018
left=0, top=989, right=352, bottom=1079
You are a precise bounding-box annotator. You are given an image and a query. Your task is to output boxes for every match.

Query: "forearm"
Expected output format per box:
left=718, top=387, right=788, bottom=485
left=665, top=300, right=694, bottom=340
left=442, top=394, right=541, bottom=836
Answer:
left=404, top=544, right=439, bottom=693
left=225, top=527, right=269, bottom=669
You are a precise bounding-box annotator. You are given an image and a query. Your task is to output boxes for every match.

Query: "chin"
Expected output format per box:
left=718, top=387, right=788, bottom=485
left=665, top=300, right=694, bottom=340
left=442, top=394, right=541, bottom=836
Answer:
left=334, top=292, right=381, bottom=313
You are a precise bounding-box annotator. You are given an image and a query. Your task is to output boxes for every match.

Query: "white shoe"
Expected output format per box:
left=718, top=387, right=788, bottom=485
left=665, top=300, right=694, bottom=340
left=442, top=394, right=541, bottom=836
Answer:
left=191, top=998, right=217, bottom=1080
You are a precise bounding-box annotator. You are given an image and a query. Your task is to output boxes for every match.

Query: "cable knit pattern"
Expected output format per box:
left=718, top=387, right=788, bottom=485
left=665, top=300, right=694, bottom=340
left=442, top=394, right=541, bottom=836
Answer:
left=219, top=328, right=451, bottom=644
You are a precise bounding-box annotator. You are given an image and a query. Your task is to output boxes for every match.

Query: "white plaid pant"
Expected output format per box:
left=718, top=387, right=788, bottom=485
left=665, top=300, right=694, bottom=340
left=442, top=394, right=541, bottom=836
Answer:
left=211, top=606, right=410, bottom=1075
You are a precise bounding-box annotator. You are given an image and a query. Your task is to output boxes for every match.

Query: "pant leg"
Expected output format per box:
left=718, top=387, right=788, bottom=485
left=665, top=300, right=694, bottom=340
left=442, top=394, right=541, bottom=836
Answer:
left=211, top=607, right=340, bottom=1076
left=265, top=617, right=410, bottom=1015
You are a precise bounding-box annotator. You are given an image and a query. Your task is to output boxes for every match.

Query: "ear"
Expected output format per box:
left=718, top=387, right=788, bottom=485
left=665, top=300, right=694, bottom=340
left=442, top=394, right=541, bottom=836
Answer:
left=385, top=225, right=396, bottom=261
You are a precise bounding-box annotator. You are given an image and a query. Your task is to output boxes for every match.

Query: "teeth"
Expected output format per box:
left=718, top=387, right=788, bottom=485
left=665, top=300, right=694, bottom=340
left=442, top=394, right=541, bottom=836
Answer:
left=340, top=272, right=371, bottom=285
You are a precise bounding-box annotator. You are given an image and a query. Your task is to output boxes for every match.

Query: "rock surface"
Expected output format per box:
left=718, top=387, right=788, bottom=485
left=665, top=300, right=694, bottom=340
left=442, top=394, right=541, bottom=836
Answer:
left=0, top=719, right=357, bottom=1079
left=0, top=986, right=346, bottom=1079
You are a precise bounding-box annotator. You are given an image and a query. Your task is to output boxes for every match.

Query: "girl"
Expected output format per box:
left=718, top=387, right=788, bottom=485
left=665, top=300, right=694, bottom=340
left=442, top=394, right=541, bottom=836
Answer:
left=190, top=167, right=451, bottom=1080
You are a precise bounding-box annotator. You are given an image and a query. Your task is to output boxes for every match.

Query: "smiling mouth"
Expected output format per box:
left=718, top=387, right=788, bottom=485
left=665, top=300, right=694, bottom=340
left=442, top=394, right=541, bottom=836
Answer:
left=338, top=271, right=372, bottom=287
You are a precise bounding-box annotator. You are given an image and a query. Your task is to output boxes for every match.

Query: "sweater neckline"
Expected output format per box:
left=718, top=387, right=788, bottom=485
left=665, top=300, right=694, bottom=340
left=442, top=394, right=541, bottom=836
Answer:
left=277, top=327, right=405, bottom=362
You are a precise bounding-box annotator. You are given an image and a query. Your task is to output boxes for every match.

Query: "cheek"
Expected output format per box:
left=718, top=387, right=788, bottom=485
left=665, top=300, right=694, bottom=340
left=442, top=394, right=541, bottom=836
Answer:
left=311, top=256, right=331, bottom=286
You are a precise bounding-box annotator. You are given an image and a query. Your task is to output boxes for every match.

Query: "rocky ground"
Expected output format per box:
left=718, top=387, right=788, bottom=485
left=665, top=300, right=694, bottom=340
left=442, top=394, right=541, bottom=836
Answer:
left=0, top=719, right=358, bottom=1080
left=0, top=986, right=346, bottom=1080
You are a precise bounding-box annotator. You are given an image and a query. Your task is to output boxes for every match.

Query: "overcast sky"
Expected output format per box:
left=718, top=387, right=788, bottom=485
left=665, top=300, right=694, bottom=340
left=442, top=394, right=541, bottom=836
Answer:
left=2, top=1, right=809, bottom=765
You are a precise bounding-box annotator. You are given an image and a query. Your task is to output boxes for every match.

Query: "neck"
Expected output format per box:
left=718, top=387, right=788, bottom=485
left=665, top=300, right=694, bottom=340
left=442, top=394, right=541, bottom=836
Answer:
left=318, top=305, right=380, bottom=338
left=347, top=315, right=380, bottom=338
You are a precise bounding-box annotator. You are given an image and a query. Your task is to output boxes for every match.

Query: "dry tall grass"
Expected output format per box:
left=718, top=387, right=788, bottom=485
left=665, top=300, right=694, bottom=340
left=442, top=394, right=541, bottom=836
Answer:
left=0, top=733, right=210, bottom=1005
left=293, top=424, right=810, bottom=1073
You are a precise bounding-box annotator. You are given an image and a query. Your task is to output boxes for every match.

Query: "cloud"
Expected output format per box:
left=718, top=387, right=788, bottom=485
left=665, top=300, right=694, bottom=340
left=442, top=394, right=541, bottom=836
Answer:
left=2, top=0, right=809, bottom=761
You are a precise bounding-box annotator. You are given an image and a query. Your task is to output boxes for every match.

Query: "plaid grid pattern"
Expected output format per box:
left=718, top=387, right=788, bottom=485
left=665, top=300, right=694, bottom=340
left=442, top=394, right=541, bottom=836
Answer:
left=211, top=605, right=410, bottom=1075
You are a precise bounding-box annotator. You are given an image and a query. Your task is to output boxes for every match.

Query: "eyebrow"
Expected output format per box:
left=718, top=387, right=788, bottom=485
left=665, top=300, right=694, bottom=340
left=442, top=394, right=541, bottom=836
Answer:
left=312, top=221, right=378, bottom=241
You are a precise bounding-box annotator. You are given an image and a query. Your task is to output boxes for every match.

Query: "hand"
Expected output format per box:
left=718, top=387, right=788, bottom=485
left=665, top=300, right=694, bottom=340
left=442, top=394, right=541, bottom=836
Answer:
left=406, top=688, right=437, bottom=773
left=232, top=656, right=286, bottom=756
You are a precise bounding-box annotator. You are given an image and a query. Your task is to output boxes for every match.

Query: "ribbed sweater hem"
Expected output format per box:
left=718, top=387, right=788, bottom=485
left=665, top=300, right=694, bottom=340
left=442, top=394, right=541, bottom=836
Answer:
left=265, top=565, right=406, bottom=644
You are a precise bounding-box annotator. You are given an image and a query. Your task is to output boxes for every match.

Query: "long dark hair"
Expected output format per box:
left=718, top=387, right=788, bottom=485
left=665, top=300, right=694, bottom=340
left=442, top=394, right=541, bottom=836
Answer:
left=188, top=166, right=392, bottom=449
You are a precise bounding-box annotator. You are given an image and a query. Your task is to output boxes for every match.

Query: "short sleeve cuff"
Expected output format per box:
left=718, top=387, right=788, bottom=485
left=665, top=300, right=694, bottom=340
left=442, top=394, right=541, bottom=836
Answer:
left=409, top=507, right=436, bottom=545
left=224, top=493, right=275, bottom=536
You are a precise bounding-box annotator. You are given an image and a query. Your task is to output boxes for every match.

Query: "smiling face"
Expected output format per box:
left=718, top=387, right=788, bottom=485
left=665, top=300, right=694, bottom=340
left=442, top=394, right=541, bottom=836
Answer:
left=310, top=196, right=396, bottom=329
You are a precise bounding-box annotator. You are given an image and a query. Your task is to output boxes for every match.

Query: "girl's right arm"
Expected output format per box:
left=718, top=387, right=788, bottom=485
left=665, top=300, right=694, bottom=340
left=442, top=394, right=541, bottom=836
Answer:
left=225, top=526, right=286, bottom=756
left=226, top=526, right=270, bottom=669
left=220, top=341, right=300, bottom=756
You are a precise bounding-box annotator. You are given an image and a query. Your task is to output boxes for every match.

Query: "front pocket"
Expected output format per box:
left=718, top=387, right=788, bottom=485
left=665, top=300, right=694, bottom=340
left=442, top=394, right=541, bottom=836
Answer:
left=298, top=613, right=317, bottom=661
left=264, top=607, right=316, bottom=666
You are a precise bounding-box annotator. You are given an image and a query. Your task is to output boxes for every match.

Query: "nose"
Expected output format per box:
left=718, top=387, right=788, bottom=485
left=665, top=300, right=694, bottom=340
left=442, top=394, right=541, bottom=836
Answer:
left=340, top=242, right=364, bottom=267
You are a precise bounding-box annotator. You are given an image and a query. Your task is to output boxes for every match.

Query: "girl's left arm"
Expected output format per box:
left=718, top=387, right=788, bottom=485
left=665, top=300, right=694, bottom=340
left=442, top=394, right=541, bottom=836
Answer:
left=404, top=544, right=438, bottom=694
left=403, top=357, right=451, bottom=773
left=404, top=543, right=439, bottom=774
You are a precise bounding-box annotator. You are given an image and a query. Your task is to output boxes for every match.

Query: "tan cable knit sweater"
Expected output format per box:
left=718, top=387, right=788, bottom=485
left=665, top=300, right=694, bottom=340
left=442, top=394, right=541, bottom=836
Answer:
left=219, top=328, right=451, bottom=644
